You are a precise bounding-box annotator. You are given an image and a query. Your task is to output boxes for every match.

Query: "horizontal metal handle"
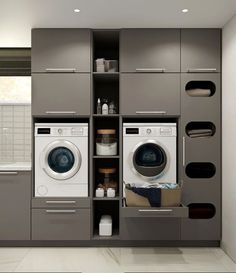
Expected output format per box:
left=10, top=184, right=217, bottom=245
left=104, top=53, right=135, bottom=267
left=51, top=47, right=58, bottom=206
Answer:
left=45, top=68, right=76, bottom=73
left=139, top=209, right=173, bottom=213
left=136, top=68, right=166, bottom=73
left=187, top=68, right=217, bottom=73
left=46, top=201, right=76, bottom=204
left=46, top=210, right=76, bottom=214
left=45, top=111, right=77, bottom=114
left=0, top=171, right=18, bottom=175
left=136, top=111, right=167, bottom=114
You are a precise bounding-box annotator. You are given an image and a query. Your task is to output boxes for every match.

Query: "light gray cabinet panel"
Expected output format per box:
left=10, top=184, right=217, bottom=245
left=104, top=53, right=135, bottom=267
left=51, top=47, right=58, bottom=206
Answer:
left=120, top=73, right=180, bottom=115
left=120, top=218, right=181, bottom=240
left=32, top=208, right=90, bottom=240
left=181, top=29, right=221, bottom=72
left=32, top=29, right=91, bottom=72
left=32, top=73, right=90, bottom=116
left=0, top=171, right=31, bottom=240
left=120, top=29, right=180, bottom=72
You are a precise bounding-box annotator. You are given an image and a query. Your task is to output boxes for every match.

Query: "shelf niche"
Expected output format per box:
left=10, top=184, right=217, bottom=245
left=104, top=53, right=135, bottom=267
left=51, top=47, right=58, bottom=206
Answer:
left=188, top=203, right=216, bottom=219
left=185, top=162, right=216, bottom=178
left=186, top=121, right=216, bottom=138
left=185, top=81, right=216, bottom=97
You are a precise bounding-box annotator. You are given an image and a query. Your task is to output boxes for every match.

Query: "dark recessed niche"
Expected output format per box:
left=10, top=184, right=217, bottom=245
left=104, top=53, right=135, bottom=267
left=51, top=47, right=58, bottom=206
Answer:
left=185, top=81, right=216, bottom=97
left=188, top=203, right=216, bottom=219
left=186, top=122, right=216, bottom=138
left=186, top=162, right=216, bottom=178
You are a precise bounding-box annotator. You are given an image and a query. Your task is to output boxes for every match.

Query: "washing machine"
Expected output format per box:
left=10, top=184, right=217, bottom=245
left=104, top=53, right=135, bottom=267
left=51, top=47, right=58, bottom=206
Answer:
left=34, top=123, right=88, bottom=197
left=123, top=123, right=177, bottom=185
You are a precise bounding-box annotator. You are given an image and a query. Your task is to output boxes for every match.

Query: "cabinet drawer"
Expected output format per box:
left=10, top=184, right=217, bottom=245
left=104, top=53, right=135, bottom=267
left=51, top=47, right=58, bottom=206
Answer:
left=120, top=73, right=180, bottom=116
left=32, top=29, right=91, bottom=73
left=120, top=218, right=181, bottom=240
left=32, top=208, right=90, bottom=240
left=121, top=206, right=188, bottom=218
left=120, top=29, right=180, bottom=72
left=32, top=73, right=90, bottom=116
left=32, top=198, right=90, bottom=208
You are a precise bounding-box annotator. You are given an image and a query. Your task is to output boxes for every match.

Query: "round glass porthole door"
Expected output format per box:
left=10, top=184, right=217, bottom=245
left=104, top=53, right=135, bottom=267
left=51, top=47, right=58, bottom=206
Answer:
left=133, top=142, right=167, bottom=177
left=41, top=140, right=81, bottom=180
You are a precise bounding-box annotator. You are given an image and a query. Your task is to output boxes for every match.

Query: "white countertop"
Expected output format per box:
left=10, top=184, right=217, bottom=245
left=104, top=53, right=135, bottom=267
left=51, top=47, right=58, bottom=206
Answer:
left=0, top=162, right=31, bottom=171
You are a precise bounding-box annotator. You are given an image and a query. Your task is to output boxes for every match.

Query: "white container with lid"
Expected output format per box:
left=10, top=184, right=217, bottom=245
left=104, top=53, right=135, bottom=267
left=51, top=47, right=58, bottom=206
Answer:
left=99, top=215, right=112, bottom=236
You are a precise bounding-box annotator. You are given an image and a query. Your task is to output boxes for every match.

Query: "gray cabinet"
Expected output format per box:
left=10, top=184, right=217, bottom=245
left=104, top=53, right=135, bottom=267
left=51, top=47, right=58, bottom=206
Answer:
left=181, top=29, right=221, bottom=73
left=120, top=29, right=180, bottom=72
left=32, top=197, right=90, bottom=208
left=120, top=218, right=181, bottom=240
left=0, top=171, right=31, bottom=240
left=32, top=208, right=90, bottom=240
left=32, top=29, right=91, bottom=73
left=120, top=73, right=180, bottom=115
left=32, top=73, right=90, bottom=116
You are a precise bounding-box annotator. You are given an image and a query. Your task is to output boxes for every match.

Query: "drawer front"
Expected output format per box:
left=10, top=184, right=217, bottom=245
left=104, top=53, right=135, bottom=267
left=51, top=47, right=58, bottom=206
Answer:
left=32, top=208, right=90, bottom=240
left=32, top=198, right=90, bottom=208
left=121, top=206, right=188, bottom=218
left=120, top=218, right=181, bottom=240
left=120, top=73, right=180, bottom=115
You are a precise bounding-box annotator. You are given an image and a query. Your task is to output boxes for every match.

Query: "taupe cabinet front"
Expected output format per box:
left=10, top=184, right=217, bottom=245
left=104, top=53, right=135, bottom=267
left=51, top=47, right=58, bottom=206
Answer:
left=32, top=73, right=90, bottom=116
left=120, top=29, right=180, bottom=72
left=32, top=29, right=91, bottom=73
left=0, top=171, right=31, bottom=240
left=120, top=73, right=180, bottom=115
left=181, top=29, right=221, bottom=73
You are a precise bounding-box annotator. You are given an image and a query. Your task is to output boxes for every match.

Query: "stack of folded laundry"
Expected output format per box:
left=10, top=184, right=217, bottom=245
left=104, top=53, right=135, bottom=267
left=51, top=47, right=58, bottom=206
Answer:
left=187, top=129, right=213, bottom=138
left=187, top=88, right=211, bottom=97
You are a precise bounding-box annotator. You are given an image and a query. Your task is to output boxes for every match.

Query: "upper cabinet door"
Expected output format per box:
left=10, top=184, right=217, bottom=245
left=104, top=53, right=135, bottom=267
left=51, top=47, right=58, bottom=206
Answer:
left=181, top=29, right=221, bottom=73
left=32, top=29, right=91, bottom=73
left=120, top=29, right=180, bottom=72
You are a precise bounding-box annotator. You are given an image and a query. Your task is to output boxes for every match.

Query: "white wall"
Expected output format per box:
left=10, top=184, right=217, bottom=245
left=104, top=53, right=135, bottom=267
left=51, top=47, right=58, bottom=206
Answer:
left=222, top=14, right=236, bottom=262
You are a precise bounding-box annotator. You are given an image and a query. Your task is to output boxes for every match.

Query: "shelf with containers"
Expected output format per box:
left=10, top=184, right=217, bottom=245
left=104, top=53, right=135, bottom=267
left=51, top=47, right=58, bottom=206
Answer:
left=92, top=30, right=120, bottom=239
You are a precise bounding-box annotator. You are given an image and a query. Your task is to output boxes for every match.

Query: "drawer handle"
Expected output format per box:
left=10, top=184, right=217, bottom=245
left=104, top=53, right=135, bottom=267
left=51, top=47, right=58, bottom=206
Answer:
left=45, top=111, right=77, bottom=115
left=136, top=68, right=166, bottom=73
left=136, top=111, right=167, bottom=115
left=139, top=209, right=173, bottom=213
left=187, top=68, right=217, bottom=73
left=46, top=201, right=76, bottom=204
left=183, top=136, right=186, bottom=167
left=0, top=171, right=18, bottom=175
left=46, top=210, right=76, bottom=214
left=45, top=68, right=76, bottom=73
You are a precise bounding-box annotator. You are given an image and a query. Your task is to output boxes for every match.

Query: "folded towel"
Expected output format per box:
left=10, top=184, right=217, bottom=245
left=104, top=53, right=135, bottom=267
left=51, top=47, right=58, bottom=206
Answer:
left=188, top=129, right=212, bottom=135
left=187, top=88, right=211, bottom=97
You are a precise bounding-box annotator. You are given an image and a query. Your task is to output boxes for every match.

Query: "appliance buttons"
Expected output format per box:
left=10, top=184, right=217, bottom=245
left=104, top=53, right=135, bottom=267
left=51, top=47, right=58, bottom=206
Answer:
left=58, top=128, right=63, bottom=134
left=146, top=128, right=152, bottom=134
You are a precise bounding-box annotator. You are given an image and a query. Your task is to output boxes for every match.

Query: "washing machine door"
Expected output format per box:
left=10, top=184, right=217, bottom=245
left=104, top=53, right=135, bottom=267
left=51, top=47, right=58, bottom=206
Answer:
left=132, top=141, right=167, bottom=178
left=41, top=140, right=81, bottom=180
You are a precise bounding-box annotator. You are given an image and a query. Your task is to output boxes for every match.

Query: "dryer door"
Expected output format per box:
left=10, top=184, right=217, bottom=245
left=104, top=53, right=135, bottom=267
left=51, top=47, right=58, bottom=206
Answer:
left=133, top=141, right=167, bottom=178
left=41, top=140, right=81, bottom=180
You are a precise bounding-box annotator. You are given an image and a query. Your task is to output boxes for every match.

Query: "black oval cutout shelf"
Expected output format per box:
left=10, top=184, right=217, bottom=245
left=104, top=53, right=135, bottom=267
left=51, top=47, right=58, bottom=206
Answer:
left=185, top=81, right=216, bottom=97
left=188, top=203, right=216, bottom=219
left=186, top=122, right=216, bottom=138
left=186, top=162, right=216, bottom=178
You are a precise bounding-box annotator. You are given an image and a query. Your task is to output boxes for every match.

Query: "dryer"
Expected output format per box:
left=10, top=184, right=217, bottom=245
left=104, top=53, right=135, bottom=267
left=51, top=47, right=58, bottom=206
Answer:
left=34, top=123, right=88, bottom=197
left=123, top=123, right=177, bottom=186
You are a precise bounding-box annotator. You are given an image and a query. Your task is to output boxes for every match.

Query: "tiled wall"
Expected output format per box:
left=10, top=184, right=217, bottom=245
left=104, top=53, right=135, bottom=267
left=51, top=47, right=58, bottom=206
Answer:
left=0, top=105, right=31, bottom=163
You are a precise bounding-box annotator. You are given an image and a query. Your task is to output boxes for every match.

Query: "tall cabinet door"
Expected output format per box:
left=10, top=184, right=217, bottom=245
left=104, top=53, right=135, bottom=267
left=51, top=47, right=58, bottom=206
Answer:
left=32, top=29, right=91, bottom=72
left=181, top=29, right=221, bottom=73
left=120, top=29, right=180, bottom=72
left=120, top=73, right=180, bottom=115
left=32, top=73, right=90, bottom=116
left=180, top=73, right=221, bottom=240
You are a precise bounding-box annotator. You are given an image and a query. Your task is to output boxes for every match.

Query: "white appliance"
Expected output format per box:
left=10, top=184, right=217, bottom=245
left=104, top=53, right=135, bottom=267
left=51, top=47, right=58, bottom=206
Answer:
left=34, top=123, right=88, bottom=197
left=123, top=123, right=177, bottom=185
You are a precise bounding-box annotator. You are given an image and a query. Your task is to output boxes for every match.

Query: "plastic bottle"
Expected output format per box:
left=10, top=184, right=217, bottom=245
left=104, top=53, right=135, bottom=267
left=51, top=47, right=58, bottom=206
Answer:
left=102, top=99, right=108, bottom=115
left=97, top=98, right=102, bottom=114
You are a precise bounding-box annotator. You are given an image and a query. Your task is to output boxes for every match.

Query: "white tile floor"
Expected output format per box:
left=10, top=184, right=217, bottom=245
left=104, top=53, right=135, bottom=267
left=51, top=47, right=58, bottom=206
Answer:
left=0, top=247, right=235, bottom=273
